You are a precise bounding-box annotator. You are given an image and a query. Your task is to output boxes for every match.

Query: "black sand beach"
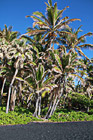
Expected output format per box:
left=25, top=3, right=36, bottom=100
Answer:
left=0, top=121, right=93, bottom=140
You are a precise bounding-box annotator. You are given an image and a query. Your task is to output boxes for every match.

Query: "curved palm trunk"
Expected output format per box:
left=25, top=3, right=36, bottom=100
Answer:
left=6, top=68, right=18, bottom=113
left=33, top=95, right=39, bottom=117
left=51, top=87, right=64, bottom=116
left=44, top=94, right=54, bottom=119
left=48, top=95, right=58, bottom=118
left=45, top=81, right=64, bottom=119
left=47, top=89, right=63, bottom=118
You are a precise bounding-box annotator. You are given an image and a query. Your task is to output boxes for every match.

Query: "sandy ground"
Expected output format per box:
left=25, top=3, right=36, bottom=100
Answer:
left=0, top=121, right=93, bottom=140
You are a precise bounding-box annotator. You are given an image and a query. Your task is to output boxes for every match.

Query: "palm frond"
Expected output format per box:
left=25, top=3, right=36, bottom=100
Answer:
left=76, top=46, right=90, bottom=60
left=79, top=44, right=93, bottom=48
left=55, top=17, right=81, bottom=29
left=52, top=65, right=62, bottom=74
left=78, top=32, right=93, bottom=41
left=75, top=25, right=83, bottom=35
left=32, top=11, right=50, bottom=26
left=54, top=54, right=62, bottom=70
left=48, top=0, right=52, bottom=6
left=26, top=29, right=46, bottom=36
left=56, top=6, right=69, bottom=20
left=16, top=77, right=33, bottom=89
left=53, top=2, right=58, bottom=26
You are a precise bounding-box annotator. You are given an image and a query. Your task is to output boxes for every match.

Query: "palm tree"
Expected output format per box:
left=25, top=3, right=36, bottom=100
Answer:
left=0, top=24, right=19, bottom=43
left=0, top=25, right=19, bottom=107
left=45, top=46, right=87, bottom=118
left=83, top=58, right=93, bottom=98
left=26, top=0, right=80, bottom=50
left=0, top=27, right=34, bottom=113
left=58, top=26, right=93, bottom=60
left=86, top=58, right=93, bottom=85
left=16, top=59, right=58, bottom=118
left=6, top=39, right=34, bottom=113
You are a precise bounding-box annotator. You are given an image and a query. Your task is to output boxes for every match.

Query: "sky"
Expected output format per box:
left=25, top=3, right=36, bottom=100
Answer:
left=0, top=0, right=93, bottom=58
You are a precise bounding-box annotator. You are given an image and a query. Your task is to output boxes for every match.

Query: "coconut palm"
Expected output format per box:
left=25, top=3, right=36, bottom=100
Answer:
left=5, top=39, right=34, bottom=113
left=0, top=24, right=19, bottom=43
left=26, top=0, right=80, bottom=50
left=83, top=58, right=93, bottom=99
left=86, top=58, right=93, bottom=85
left=16, top=59, right=58, bottom=118
left=0, top=28, right=34, bottom=112
left=58, top=26, right=93, bottom=60
left=0, top=25, right=19, bottom=107
left=45, top=46, right=87, bottom=118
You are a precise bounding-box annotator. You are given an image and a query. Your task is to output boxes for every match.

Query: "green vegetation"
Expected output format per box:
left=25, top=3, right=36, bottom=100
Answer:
left=0, top=0, right=93, bottom=124
left=50, top=109, right=93, bottom=122
left=0, top=106, right=92, bottom=125
left=0, top=106, right=41, bottom=125
left=65, top=92, right=93, bottom=110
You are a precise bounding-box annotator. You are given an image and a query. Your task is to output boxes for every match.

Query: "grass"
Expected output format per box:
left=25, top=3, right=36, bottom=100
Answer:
left=0, top=106, right=93, bottom=125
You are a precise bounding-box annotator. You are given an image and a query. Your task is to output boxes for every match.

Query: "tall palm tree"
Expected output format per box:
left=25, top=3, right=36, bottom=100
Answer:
left=16, top=59, right=58, bottom=118
left=58, top=26, right=93, bottom=60
left=0, top=25, right=19, bottom=107
left=26, top=0, right=80, bottom=50
left=0, top=27, right=34, bottom=112
left=83, top=58, right=93, bottom=98
left=45, top=46, right=87, bottom=118
left=5, top=38, right=34, bottom=113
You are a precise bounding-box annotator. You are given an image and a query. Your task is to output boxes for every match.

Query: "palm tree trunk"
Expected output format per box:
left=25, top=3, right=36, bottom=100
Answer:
left=45, top=84, right=64, bottom=119
left=10, top=86, right=17, bottom=111
left=33, top=94, right=39, bottom=117
left=18, top=81, right=23, bottom=106
left=6, top=68, right=18, bottom=113
left=45, top=94, right=54, bottom=119
left=52, top=87, right=64, bottom=115
left=33, top=93, right=41, bottom=118
left=38, top=94, right=41, bottom=116
left=48, top=95, right=58, bottom=118
left=0, top=77, right=6, bottom=106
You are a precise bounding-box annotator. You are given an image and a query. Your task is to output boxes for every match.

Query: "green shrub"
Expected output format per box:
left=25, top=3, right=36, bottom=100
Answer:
left=88, top=109, right=93, bottom=115
left=66, top=92, right=91, bottom=110
left=0, top=106, right=41, bottom=125
left=49, top=109, right=93, bottom=122
left=0, top=106, right=93, bottom=125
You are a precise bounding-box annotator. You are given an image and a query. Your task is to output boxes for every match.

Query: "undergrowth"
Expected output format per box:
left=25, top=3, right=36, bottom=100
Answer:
left=0, top=106, right=41, bottom=125
left=0, top=106, right=93, bottom=125
left=49, top=109, right=93, bottom=122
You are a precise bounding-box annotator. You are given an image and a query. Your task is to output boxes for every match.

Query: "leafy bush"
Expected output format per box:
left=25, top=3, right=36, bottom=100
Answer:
left=50, top=109, right=93, bottom=122
left=66, top=92, right=92, bottom=110
left=0, top=106, right=93, bottom=125
left=88, top=109, right=93, bottom=115
left=0, top=106, right=41, bottom=125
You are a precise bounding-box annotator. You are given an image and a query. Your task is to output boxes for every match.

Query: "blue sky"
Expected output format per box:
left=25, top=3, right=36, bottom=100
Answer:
left=0, top=0, right=93, bottom=58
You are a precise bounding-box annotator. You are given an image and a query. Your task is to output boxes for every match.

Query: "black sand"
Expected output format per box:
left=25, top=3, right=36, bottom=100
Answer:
left=0, top=121, right=93, bottom=140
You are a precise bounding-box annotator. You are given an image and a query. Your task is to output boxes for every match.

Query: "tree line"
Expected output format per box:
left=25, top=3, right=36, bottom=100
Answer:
left=0, top=0, right=93, bottom=119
